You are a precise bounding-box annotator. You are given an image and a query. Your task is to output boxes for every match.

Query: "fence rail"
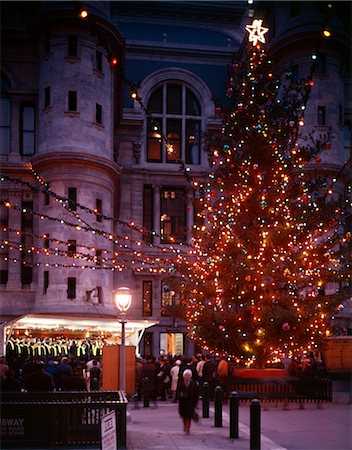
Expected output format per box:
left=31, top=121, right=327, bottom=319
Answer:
left=226, top=376, right=333, bottom=403
left=1, top=391, right=127, bottom=449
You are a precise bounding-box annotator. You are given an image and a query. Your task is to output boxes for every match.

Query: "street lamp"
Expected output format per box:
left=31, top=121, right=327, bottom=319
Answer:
left=114, top=287, right=132, bottom=393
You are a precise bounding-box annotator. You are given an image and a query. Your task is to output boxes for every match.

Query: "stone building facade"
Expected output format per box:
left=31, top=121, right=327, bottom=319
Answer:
left=1, top=1, right=350, bottom=357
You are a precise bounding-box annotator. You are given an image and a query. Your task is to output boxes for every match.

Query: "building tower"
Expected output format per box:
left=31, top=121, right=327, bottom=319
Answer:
left=1, top=1, right=124, bottom=347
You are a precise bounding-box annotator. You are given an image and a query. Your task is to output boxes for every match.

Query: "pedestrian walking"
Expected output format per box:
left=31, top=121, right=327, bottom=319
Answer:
left=170, top=359, right=181, bottom=402
left=178, top=369, right=199, bottom=435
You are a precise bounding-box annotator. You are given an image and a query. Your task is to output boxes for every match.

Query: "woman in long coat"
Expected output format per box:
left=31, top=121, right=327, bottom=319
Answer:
left=178, top=369, right=199, bottom=434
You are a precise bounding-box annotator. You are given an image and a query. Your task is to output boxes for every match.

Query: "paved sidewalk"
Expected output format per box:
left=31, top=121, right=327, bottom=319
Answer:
left=126, top=398, right=352, bottom=450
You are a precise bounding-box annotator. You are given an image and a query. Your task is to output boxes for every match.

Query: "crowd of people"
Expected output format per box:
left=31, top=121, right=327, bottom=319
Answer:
left=0, top=354, right=102, bottom=392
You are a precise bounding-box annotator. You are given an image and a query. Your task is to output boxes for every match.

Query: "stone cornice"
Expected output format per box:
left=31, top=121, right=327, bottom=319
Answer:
left=30, top=152, right=121, bottom=178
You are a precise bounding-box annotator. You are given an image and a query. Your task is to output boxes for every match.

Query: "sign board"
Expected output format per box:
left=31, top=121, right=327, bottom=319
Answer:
left=101, top=410, right=117, bottom=450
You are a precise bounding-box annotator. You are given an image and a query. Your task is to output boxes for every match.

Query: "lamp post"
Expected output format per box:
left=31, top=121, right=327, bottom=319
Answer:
left=114, top=287, right=132, bottom=393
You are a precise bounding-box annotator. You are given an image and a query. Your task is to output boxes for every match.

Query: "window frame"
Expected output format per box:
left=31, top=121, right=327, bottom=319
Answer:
left=67, top=277, right=76, bottom=299
left=1, top=75, right=11, bottom=155
left=160, top=187, right=186, bottom=244
left=68, top=90, right=77, bottom=112
left=142, top=280, right=153, bottom=316
left=146, top=82, right=202, bottom=165
left=20, top=103, right=36, bottom=156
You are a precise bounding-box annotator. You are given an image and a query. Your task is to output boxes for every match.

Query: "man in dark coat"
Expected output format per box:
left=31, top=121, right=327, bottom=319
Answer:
left=23, top=361, right=55, bottom=392
left=142, top=356, right=157, bottom=401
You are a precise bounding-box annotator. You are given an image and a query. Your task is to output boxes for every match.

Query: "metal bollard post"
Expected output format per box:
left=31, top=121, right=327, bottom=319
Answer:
left=202, top=382, right=210, bottom=418
left=214, top=385, right=222, bottom=427
left=143, top=377, right=150, bottom=408
left=250, top=399, right=261, bottom=450
left=229, top=391, right=239, bottom=439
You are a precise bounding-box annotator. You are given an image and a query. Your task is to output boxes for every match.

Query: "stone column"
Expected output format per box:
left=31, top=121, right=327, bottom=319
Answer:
left=153, top=185, right=161, bottom=245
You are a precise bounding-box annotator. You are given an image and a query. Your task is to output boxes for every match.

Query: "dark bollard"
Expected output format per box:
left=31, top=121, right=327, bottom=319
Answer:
left=229, top=391, right=239, bottom=439
left=202, top=382, right=210, bottom=418
left=250, top=399, right=261, bottom=450
left=143, top=377, right=150, bottom=408
left=214, top=385, right=222, bottom=427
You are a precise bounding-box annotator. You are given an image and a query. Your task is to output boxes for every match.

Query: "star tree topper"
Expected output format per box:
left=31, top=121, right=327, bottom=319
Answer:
left=245, top=19, right=269, bottom=46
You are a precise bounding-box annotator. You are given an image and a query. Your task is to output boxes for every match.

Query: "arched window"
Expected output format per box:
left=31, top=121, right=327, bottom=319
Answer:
left=146, top=82, right=201, bottom=165
left=0, top=74, right=11, bottom=155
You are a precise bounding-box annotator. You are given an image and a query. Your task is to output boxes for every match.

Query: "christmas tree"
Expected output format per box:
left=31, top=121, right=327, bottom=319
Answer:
left=176, top=19, right=351, bottom=365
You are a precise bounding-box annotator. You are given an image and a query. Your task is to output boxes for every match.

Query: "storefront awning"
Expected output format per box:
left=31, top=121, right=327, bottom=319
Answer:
left=5, top=314, right=158, bottom=347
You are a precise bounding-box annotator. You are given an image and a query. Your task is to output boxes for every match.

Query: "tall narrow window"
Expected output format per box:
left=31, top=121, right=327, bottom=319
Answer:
left=147, top=118, right=162, bottom=162
left=95, top=103, right=102, bottom=124
left=44, top=86, right=51, bottom=108
left=68, top=35, right=78, bottom=57
left=68, top=240, right=76, bottom=257
left=44, top=183, right=50, bottom=205
left=96, top=198, right=102, bottom=222
left=96, top=50, right=103, bottom=72
left=0, top=75, right=11, bottom=155
left=161, top=280, right=179, bottom=316
left=43, top=270, right=49, bottom=294
left=67, top=277, right=76, bottom=299
left=166, top=119, right=181, bottom=162
left=68, top=91, right=77, bottom=112
left=160, top=188, right=186, bottom=243
left=317, top=106, right=326, bottom=125
left=147, top=83, right=201, bottom=164
left=68, top=187, right=77, bottom=210
left=43, top=234, right=50, bottom=250
left=96, top=249, right=102, bottom=266
left=142, top=281, right=153, bottom=316
left=143, top=185, right=154, bottom=244
left=21, top=104, right=35, bottom=156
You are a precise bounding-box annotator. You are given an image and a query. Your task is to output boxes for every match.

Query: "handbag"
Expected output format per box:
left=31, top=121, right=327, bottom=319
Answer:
left=192, top=410, right=199, bottom=422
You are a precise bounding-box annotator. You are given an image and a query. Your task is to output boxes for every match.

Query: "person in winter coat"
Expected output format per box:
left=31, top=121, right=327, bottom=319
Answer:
left=178, top=369, right=199, bottom=435
left=170, top=359, right=181, bottom=402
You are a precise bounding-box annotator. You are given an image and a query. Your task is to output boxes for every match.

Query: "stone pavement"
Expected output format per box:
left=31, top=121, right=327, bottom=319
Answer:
left=126, top=396, right=352, bottom=450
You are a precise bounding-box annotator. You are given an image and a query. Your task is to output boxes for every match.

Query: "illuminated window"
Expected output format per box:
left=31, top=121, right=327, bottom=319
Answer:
left=147, top=83, right=201, bottom=164
left=142, top=280, right=153, bottom=316
left=161, top=279, right=183, bottom=316
left=160, top=188, right=186, bottom=243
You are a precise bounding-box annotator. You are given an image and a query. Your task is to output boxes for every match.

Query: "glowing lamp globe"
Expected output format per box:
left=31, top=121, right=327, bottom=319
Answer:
left=114, top=287, right=132, bottom=313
